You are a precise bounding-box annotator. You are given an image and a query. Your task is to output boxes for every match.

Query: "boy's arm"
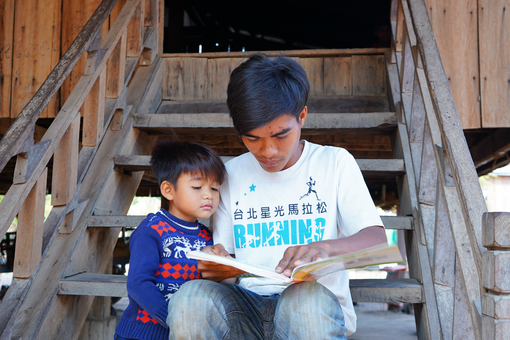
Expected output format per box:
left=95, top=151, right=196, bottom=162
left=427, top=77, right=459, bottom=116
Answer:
left=126, top=225, right=169, bottom=327
left=275, top=225, right=387, bottom=277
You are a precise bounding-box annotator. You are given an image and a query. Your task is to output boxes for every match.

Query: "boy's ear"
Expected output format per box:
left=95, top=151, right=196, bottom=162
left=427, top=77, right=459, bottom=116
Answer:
left=299, top=106, right=307, bottom=127
left=160, top=181, right=174, bottom=201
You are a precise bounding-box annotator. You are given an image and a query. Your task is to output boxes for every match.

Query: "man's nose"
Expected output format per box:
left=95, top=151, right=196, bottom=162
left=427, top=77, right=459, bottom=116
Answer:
left=260, top=138, right=277, bottom=157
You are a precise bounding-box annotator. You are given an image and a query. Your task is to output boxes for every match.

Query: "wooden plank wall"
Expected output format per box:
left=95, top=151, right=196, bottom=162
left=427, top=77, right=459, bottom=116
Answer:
left=425, top=0, right=480, bottom=129
left=162, top=54, right=387, bottom=101
left=10, top=0, right=62, bottom=118
left=0, top=0, right=164, bottom=119
left=479, top=0, right=510, bottom=128
left=0, top=0, right=14, bottom=118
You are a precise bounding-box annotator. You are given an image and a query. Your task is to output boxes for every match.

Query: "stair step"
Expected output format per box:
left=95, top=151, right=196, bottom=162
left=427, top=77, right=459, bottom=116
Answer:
left=87, top=215, right=412, bottom=230
left=132, top=112, right=397, bottom=135
left=113, top=155, right=404, bottom=177
left=58, top=273, right=423, bottom=303
left=350, top=278, right=423, bottom=303
left=156, top=96, right=391, bottom=114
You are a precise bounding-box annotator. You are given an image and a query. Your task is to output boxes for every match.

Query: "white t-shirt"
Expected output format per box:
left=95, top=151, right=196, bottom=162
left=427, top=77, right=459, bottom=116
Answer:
left=211, top=140, right=383, bottom=335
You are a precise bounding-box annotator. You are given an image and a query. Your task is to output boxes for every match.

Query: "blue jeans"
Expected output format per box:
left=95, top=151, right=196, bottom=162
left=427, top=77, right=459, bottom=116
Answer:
left=167, top=280, right=347, bottom=340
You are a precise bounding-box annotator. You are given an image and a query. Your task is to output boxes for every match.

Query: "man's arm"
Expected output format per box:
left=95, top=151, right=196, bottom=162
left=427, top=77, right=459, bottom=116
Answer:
left=196, top=243, right=246, bottom=282
left=275, top=226, right=387, bottom=277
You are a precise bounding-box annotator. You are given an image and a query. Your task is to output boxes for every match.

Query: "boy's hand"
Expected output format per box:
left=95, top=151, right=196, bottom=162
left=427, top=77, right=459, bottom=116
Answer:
left=197, top=244, right=245, bottom=282
left=275, top=241, right=331, bottom=277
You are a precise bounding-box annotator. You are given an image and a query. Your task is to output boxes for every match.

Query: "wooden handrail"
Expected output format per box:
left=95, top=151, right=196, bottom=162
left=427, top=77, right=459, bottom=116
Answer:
left=0, top=0, right=118, bottom=173
left=407, top=0, right=487, bottom=257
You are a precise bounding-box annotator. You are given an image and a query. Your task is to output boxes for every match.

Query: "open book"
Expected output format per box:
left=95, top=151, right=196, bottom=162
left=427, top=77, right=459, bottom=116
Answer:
left=186, top=243, right=403, bottom=283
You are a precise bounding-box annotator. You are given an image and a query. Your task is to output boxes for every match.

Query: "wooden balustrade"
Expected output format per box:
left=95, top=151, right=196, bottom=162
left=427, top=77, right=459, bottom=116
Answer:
left=482, top=212, right=510, bottom=339
left=389, top=0, right=488, bottom=339
left=0, top=0, right=156, bottom=279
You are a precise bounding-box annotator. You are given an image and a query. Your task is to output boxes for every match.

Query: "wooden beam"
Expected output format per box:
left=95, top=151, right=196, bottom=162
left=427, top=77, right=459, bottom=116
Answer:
left=161, top=48, right=389, bottom=59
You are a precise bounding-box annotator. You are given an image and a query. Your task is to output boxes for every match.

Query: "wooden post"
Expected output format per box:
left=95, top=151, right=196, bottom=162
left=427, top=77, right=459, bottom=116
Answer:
left=13, top=168, right=48, bottom=278
left=482, top=212, right=510, bottom=339
left=52, top=115, right=80, bottom=206
left=127, top=0, right=144, bottom=57
left=107, top=30, right=127, bottom=98
left=83, top=68, right=107, bottom=146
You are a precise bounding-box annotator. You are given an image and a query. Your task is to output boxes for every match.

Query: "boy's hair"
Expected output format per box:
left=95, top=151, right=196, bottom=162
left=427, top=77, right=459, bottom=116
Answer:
left=227, top=54, right=310, bottom=136
left=150, top=141, right=226, bottom=188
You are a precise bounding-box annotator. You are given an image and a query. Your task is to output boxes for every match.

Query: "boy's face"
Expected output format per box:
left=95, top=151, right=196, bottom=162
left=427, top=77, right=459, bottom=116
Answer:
left=162, top=173, right=220, bottom=222
left=242, top=108, right=307, bottom=172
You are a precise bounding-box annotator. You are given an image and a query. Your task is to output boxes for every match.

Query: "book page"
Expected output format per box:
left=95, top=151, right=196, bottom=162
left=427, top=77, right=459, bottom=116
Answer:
left=186, top=251, right=291, bottom=282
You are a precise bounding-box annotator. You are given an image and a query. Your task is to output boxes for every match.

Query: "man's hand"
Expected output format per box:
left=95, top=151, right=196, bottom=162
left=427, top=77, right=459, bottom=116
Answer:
left=275, top=242, right=332, bottom=277
left=275, top=226, right=387, bottom=277
left=197, top=244, right=245, bottom=282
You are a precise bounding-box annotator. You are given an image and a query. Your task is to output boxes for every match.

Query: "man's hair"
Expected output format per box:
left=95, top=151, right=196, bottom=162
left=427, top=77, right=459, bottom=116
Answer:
left=227, top=54, right=310, bottom=136
left=150, top=141, right=226, bottom=188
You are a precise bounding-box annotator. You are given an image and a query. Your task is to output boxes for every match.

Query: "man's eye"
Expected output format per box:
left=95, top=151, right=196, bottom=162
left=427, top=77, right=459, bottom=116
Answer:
left=276, top=135, right=288, bottom=140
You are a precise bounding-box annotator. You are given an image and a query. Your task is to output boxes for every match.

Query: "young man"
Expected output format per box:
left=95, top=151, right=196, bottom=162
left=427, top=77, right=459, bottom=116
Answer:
left=167, top=54, right=387, bottom=339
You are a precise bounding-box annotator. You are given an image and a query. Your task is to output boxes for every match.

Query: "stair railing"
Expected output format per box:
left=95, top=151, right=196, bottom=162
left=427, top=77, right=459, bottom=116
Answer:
left=390, top=0, right=488, bottom=339
left=0, top=0, right=150, bottom=287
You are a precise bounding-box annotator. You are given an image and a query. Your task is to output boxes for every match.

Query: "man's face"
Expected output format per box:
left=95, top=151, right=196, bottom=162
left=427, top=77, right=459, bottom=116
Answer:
left=241, top=108, right=307, bottom=172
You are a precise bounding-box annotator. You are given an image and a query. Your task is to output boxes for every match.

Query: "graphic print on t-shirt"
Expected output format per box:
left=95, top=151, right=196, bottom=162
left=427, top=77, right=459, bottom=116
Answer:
left=232, top=179, right=328, bottom=249
left=299, top=176, right=321, bottom=201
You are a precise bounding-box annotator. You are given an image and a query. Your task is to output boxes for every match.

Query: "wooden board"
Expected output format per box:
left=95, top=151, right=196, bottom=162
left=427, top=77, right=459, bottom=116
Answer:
left=11, top=0, right=62, bottom=118
left=206, top=58, right=243, bottom=100
left=483, top=212, right=510, bottom=249
left=426, top=0, right=480, bottom=129
left=13, top=168, right=47, bottom=278
left=163, top=58, right=207, bottom=100
left=352, top=55, right=387, bottom=96
left=479, top=0, right=510, bottom=128
left=349, top=278, right=423, bottom=303
left=133, top=112, right=397, bottom=132
left=297, top=57, right=324, bottom=97
left=0, top=0, right=14, bottom=118
left=323, top=57, right=352, bottom=96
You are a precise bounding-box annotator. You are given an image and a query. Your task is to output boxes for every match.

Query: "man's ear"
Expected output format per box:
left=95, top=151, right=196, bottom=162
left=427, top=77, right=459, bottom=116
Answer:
left=299, top=106, right=308, bottom=127
left=160, top=181, right=174, bottom=201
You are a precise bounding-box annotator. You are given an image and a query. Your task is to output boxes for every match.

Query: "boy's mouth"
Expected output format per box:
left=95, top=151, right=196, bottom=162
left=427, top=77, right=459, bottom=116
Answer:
left=201, top=204, right=213, bottom=210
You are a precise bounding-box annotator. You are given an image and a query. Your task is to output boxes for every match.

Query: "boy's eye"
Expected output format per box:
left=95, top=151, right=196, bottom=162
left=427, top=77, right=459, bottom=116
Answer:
left=192, top=186, right=201, bottom=190
left=212, top=187, right=219, bottom=192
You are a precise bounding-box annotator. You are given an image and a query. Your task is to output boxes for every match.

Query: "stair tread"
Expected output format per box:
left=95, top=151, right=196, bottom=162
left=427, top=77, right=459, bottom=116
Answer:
left=132, top=112, right=397, bottom=134
left=157, top=96, right=391, bottom=114
left=114, top=155, right=405, bottom=177
left=58, top=273, right=423, bottom=303
left=87, top=215, right=412, bottom=230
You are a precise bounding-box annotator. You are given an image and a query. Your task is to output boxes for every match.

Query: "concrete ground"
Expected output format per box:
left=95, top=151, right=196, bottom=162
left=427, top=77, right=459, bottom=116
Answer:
left=349, top=303, right=417, bottom=340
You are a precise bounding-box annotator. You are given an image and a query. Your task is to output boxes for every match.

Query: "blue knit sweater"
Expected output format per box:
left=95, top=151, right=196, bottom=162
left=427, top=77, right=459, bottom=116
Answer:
left=115, top=209, right=213, bottom=340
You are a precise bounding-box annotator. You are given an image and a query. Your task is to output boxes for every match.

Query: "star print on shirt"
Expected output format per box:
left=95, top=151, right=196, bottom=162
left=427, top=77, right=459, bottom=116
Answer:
left=249, top=184, right=256, bottom=192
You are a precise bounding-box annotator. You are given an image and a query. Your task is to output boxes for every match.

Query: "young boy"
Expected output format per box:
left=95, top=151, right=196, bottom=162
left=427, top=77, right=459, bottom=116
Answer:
left=114, top=140, right=226, bottom=340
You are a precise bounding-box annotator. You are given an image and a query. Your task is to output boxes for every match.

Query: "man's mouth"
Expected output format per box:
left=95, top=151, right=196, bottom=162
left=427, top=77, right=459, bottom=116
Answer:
left=258, top=158, right=281, bottom=167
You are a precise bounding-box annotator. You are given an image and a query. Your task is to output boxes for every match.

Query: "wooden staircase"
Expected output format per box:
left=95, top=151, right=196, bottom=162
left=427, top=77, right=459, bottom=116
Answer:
left=0, top=0, right=489, bottom=339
